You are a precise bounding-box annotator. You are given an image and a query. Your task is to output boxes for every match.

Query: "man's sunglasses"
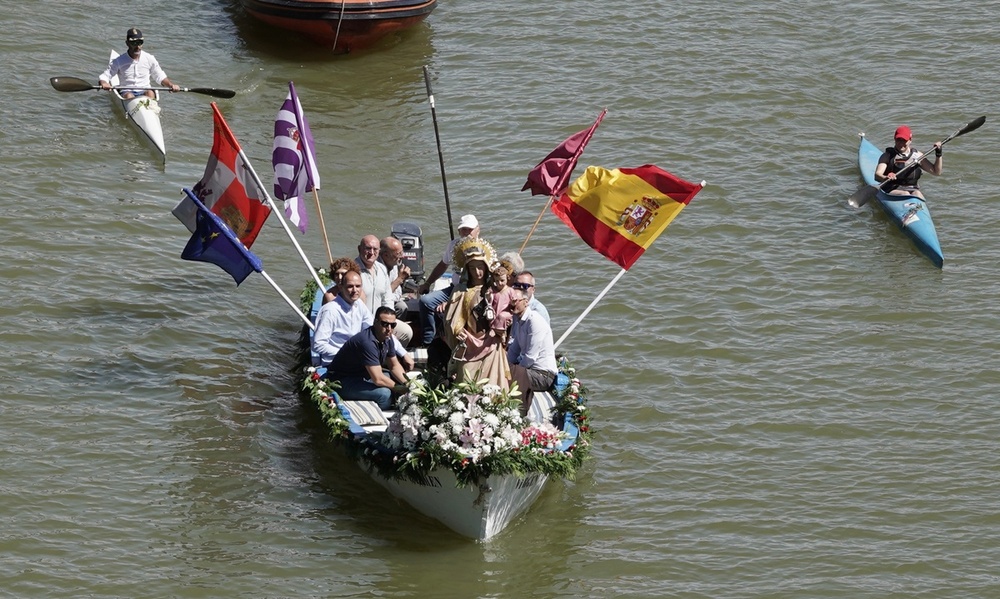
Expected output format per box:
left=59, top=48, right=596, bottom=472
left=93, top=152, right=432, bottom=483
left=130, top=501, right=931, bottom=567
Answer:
left=127, top=39, right=144, bottom=46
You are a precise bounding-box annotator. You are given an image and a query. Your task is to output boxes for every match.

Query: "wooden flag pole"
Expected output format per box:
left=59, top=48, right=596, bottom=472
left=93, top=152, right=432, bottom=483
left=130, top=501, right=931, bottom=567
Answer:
left=312, top=188, right=334, bottom=266
left=236, top=147, right=325, bottom=290
left=553, top=267, right=627, bottom=350
left=518, top=195, right=555, bottom=255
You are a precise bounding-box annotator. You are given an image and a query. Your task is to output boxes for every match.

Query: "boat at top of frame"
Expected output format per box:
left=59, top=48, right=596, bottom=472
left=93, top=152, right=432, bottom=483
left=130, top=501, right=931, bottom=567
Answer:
left=240, top=0, right=437, bottom=53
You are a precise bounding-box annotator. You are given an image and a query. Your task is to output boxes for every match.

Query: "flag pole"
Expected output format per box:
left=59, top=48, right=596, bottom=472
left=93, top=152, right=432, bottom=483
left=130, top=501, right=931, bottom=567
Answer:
left=517, top=195, right=555, bottom=254
left=518, top=109, right=607, bottom=254
left=238, top=147, right=326, bottom=291
left=553, top=267, right=627, bottom=350
left=312, top=188, right=334, bottom=266
left=423, top=66, right=455, bottom=240
left=259, top=269, right=315, bottom=330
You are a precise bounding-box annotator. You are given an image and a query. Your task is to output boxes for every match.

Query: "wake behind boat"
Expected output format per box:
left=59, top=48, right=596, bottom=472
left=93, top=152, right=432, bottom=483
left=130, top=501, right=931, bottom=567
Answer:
left=857, top=134, right=943, bottom=268
left=108, top=50, right=166, bottom=162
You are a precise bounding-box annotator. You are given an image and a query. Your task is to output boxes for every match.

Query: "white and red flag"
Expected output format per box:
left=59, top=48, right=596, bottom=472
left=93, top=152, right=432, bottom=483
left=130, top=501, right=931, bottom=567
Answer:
left=173, top=103, right=271, bottom=247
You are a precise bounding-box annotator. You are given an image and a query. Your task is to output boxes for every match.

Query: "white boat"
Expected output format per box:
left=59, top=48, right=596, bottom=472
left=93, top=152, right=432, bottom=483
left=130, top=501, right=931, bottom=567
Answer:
left=108, top=50, right=166, bottom=161
left=368, top=457, right=550, bottom=540
left=300, top=234, right=591, bottom=541
left=327, top=385, right=576, bottom=541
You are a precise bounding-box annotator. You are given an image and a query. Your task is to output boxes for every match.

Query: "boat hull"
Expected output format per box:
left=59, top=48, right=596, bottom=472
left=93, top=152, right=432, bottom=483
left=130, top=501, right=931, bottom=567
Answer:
left=109, top=50, right=166, bottom=161
left=857, top=136, right=943, bottom=267
left=363, top=462, right=549, bottom=541
left=240, top=0, right=436, bottom=53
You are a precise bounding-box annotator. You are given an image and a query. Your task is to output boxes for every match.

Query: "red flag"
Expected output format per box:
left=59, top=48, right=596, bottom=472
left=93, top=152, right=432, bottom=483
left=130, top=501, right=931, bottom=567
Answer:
left=173, top=103, right=271, bottom=247
left=551, top=164, right=705, bottom=270
left=521, top=109, right=606, bottom=197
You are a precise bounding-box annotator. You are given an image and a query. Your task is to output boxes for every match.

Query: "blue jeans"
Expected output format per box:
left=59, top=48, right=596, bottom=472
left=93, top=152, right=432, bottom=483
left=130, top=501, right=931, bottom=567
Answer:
left=418, top=286, right=452, bottom=345
left=335, top=374, right=392, bottom=410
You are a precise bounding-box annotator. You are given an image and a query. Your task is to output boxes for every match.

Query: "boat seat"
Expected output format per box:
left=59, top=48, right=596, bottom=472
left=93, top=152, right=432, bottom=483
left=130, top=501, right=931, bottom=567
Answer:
left=341, top=400, right=389, bottom=427
left=527, top=392, right=557, bottom=424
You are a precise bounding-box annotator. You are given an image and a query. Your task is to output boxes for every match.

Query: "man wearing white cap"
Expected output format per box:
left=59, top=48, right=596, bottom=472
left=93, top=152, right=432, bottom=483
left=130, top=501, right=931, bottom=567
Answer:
left=417, top=214, right=480, bottom=345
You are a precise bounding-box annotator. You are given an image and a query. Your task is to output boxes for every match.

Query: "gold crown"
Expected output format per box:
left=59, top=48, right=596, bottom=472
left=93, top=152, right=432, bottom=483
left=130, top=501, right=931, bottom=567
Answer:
left=452, top=236, right=497, bottom=271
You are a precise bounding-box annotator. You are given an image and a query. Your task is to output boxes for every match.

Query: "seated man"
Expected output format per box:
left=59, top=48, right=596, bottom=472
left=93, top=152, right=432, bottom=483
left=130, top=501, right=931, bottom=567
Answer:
left=326, top=307, right=409, bottom=410
left=417, top=214, right=480, bottom=345
left=507, top=288, right=558, bottom=416
left=512, top=270, right=549, bottom=325
left=379, top=235, right=411, bottom=321
left=313, top=270, right=415, bottom=371
left=356, top=234, right=413, bottom=348
left=312, top=270, right=372, bottom=367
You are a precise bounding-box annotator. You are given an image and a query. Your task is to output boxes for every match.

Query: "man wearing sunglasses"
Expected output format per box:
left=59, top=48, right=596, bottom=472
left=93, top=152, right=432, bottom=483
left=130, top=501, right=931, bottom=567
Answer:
left=326, top=307, right=410, bottom=410
left=98, top=28, right=180, bottom=99
left=511, top=271, right=549, bottom=325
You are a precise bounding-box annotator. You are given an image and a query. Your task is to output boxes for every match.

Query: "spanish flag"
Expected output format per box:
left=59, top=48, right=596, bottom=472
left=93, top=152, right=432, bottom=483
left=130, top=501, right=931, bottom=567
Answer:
left=551, top=164, right=705, bottom=270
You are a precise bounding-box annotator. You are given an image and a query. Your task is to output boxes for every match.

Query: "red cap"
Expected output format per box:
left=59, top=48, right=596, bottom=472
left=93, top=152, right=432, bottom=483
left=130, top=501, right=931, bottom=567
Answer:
left=894, top=125, right=912, bottom=141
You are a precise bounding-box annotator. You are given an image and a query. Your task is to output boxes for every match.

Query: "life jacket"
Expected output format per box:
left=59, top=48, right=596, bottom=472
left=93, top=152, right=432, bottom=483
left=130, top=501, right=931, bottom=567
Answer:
left=884, top=147, right=922, bottom=188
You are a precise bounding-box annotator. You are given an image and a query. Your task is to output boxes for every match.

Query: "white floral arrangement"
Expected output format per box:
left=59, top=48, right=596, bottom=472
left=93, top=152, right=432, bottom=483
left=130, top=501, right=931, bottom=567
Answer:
left=301, top=360, right=592, bottom=486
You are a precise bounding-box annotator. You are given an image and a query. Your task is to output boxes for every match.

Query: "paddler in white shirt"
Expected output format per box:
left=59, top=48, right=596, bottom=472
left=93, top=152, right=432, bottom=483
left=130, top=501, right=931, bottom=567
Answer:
left=98, top=28, right=180, bottom=100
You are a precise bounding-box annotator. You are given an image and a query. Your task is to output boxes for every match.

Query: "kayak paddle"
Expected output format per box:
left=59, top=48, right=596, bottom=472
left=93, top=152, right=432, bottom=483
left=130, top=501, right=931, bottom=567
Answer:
left=50, top=76, right=236, bottom=99
left=849, top=116, right=986, bottom=208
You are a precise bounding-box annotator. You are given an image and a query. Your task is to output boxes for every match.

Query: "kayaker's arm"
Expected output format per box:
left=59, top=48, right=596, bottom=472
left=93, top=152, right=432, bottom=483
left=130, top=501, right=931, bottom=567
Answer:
left=874, top=161, right=891, bottom=183
left=160, top=77, right=181, bottom=93
left=920, top=142, right=944, bottom=176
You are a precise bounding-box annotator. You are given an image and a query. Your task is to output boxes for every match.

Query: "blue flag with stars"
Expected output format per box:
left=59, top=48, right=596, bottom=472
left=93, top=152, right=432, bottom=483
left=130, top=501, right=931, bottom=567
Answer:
left=180, top=188, right=263, bottom=285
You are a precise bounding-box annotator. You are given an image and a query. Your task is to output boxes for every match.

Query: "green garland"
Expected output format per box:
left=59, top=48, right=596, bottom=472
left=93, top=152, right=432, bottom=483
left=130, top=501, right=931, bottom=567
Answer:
left=299, top=359, right=593, bottom=487
left=298, top=269, right=332, bottom=315
left=297, top=274, right=593, bottom=486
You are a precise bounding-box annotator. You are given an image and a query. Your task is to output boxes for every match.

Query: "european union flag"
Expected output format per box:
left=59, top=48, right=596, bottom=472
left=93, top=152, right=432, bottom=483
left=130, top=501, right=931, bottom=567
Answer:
left=180, top=188, right=263, bottom=285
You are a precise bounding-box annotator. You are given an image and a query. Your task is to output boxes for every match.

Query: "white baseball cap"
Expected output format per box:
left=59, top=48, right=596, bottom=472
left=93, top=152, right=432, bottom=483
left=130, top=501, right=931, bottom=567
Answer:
left=458, top=214, right=479, bottom=231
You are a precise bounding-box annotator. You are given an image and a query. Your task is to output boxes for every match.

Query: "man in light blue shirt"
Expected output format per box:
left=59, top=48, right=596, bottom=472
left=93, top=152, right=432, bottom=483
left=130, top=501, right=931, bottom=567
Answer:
left=507, top=288, right=557, bottom=416
left=312, top=271, right=372, bottom=366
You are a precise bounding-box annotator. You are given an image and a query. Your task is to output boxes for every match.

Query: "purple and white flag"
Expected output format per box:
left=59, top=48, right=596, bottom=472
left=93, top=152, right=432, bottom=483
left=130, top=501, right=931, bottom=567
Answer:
left=272, top=81, right=320, bottom=234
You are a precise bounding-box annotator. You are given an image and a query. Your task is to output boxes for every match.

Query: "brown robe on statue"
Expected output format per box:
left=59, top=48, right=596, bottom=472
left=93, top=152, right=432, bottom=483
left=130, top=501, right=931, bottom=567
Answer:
left=443, top=285, right=510, bottom=389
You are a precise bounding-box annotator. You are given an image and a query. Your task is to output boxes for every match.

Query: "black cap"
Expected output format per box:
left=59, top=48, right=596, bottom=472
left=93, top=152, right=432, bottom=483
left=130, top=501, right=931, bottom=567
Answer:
left=126, top=28, right=143, bottom=41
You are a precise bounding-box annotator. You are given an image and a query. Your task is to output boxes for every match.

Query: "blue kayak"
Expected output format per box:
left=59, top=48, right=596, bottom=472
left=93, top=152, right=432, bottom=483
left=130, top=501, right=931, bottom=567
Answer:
left=857, top=135, right=944, bottom=268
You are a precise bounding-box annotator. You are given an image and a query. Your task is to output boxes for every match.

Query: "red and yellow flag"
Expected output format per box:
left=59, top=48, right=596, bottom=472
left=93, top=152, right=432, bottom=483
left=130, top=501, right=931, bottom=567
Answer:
left=551, top=164, right=704, bottom=270
left=172, top=103, right=272, bottom=248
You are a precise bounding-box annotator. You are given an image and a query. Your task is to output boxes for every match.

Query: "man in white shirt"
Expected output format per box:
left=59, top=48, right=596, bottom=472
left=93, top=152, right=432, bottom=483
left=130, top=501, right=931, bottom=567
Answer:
left=379, top=236, right=411, bottom=320
left=355, top=234, right=413, bottom=348
left=99, top=28, right=180, bottom=99
left=417, top=214, right=480, bottom=345
left=507, top=288, right=558, bottom=416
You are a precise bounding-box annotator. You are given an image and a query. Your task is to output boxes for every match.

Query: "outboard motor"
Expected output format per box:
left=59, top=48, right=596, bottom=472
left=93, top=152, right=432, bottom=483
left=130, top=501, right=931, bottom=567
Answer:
left=391, top=221, right=425, bottom=286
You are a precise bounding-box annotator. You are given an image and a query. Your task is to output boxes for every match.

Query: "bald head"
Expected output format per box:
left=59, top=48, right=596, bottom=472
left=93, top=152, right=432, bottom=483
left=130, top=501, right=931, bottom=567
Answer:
left=358, top=234, right=380, bottom=268
left=380, top=236, right=404, bottom=267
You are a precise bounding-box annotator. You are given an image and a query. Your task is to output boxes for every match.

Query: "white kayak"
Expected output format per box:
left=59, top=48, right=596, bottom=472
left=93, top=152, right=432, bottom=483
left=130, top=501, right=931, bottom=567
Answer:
left=108, top=50, right=166, bottom=161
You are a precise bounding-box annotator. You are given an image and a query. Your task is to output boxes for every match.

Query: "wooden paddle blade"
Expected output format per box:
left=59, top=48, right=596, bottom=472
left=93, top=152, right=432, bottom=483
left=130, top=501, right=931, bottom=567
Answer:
left=186, top=87, right=236, bottom=99
left=50, top=76, right=98, bottom=92
left=848, top=185, right=877, bottom=208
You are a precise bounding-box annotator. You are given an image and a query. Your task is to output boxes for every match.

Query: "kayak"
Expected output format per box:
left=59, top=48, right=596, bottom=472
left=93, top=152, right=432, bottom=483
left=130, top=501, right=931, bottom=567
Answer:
left=857, top=134, right=944, bottom=268
left=108, top=50, right=166, bottom=162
